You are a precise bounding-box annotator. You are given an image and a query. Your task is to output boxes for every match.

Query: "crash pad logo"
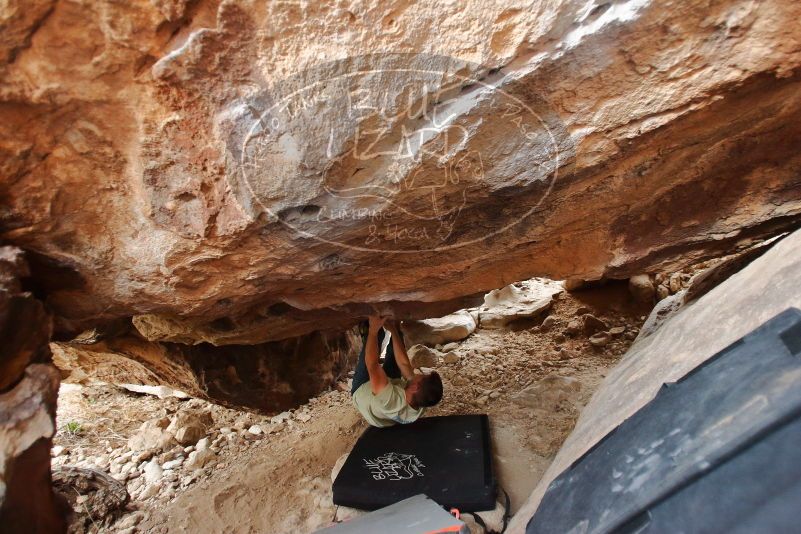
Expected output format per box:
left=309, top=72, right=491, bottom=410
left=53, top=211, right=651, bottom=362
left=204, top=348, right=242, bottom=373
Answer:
left=229, top=53, right=565, bottom=253
left=363, top=452, right=426, bottom=481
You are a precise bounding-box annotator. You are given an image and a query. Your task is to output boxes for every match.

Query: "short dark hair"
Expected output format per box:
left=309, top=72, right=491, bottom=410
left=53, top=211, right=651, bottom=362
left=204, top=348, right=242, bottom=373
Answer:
left=413, top=372, right=443, bottom=408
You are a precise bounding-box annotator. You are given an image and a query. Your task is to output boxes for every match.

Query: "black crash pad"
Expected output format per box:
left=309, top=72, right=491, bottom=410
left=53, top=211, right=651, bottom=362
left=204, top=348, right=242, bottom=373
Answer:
left=332, top=414, right=495, bottom=511
left=527, top=307, right=801, bottom=534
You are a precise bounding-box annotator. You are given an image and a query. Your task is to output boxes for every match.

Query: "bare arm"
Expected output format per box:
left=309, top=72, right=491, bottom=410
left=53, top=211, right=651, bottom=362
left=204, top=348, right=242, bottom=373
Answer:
left=386, top=320, right=415, bottom=381
left=366, top=316, right=389, bottom=395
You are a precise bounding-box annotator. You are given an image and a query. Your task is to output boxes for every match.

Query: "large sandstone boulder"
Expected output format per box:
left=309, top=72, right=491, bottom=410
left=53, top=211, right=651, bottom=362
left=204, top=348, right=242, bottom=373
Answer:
left=401, top=311, right=477, bottom=347
left=127, top=417, right=176, bottom=452
left=1, top=0, right=799, bottom=350
left=0, top=248, right=65, bottom=532
left=480, top=278, right=564, bottom=328
left=510, top=227, right=801, bottom=531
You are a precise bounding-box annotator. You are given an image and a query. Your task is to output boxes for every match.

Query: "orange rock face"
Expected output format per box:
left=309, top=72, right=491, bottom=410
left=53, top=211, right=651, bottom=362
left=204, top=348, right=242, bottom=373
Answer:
left=0, top=247, right=65, bottom=532
left=1, top=0, right=801, bottom=347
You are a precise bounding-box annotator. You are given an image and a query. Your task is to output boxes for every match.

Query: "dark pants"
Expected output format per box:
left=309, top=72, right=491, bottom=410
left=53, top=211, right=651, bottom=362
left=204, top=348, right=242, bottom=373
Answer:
left=351, top=327, right=403, bottom=394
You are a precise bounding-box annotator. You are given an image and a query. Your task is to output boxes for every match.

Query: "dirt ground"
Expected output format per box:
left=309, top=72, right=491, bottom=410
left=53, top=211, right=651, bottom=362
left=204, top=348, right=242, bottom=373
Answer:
left=52, top=281, right=653, bottom=533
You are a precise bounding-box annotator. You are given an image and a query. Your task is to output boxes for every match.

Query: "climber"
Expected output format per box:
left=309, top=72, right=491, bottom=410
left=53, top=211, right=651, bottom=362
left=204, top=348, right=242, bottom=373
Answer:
left=351, top=315, right=443, bottom=427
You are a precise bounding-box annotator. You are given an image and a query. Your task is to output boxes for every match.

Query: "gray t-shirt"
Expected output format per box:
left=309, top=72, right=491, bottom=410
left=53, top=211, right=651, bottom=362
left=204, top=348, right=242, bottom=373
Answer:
left=352, top=378, right=425, bottom=427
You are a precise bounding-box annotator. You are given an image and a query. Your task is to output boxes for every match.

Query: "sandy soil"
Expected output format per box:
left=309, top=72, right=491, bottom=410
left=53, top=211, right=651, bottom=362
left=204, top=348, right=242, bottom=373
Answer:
left=52, top=281, right=652, bottom=533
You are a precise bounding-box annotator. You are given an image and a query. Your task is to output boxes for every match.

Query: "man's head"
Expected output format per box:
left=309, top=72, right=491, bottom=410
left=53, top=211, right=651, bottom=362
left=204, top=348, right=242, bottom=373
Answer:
left=405, top=372, right=443, bottom=409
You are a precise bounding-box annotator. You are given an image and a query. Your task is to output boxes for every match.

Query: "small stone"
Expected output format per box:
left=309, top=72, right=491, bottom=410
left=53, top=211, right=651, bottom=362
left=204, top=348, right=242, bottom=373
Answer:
left=116, top=511, right=145, bottom=530
left=174, top=424, right=205, bottom=446
left=163, top=458, right=183, bottom=470
left=296, top=412, right=311, bottom=423
left=442, top=352, right=460, bottom=364
left=139, top=483, right=161, bottom=499
left=489, top=391, right=501, bottom=399
left=558, top=348, right=578, bottom=360
left=540, top=315, right=558, bottom=331
left=196, top=437, right=211, bottom=451
left=408, top=344, right=440, bottom=368
left=628, top=274, right=655, bottom=303
left=127, top=477, right=144, bottom=494
left=52, top=445, right=66, bottom=457
left=553, top=333, right=566, bottom=344
left=589, top=332, right=612, bottom=347
left=476, top=395, right=489, bottom=406
left=564, top=319, right=582, bottom=336
left=441, top=342, right=459, bottom=352
left=133, top=450, right=155, bottom=463
left=270, top=411, right=291, bottom=425
left=582, top=314, right=608, bottom=335
left=219, top=427, right=232, bottom=434
left=247, top=425, right=263, bottom=435
left=669, top=273, right=683, bottom=293
left=128, top=417, right=174, bottom=452
left=657, top=284, right=670, bottom=300
left=575, top=306, right=592, bottom=316
left=144, top=459, right=163, bottom=485
left=186, top=449, right=216, bottom=470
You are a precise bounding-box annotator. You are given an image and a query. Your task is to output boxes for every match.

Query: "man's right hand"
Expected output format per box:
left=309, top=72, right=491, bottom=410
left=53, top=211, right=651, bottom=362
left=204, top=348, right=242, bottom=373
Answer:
left=368, top=315, right=386, bottom=333
left=384, top=319, right=399, bottom=334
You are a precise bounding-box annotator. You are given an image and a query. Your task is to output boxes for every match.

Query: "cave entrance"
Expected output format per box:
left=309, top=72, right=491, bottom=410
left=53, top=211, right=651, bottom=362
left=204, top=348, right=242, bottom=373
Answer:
left=47, top=272, right=664, bottom=532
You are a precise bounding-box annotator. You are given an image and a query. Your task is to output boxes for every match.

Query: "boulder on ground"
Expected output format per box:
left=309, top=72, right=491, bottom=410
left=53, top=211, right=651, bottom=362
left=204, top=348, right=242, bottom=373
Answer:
left=174, top=425, right=204, bottom=446
left=167, top=411, right=213, bottom=446
left=185, top=449, right=216, bottom=470
left=120, top=384, right=190, bottom=399
left=127, top=418, right=175, bottom=452
left=628, top=274, right=656, bottom=303
left=480, top=279, right=564, bottom=329
left=401, top=311, right=476, bottom=346
left=511, top=229, right=801, bottom=532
